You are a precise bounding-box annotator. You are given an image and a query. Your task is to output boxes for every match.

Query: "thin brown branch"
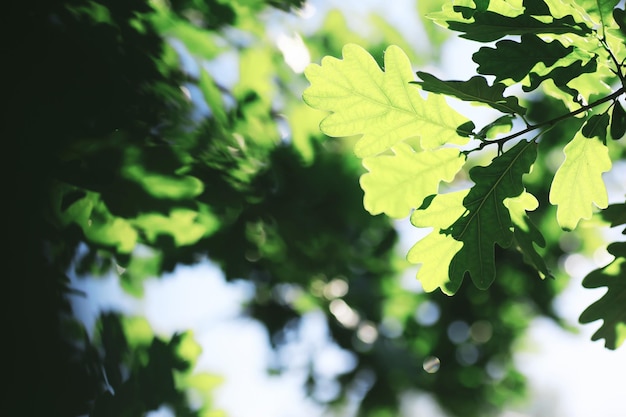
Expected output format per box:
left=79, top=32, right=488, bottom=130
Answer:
left=468, top=87, right=626, bottom=153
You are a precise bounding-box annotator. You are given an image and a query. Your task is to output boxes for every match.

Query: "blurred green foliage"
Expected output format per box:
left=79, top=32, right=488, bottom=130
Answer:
left=5, top=1, right=617, bottom=417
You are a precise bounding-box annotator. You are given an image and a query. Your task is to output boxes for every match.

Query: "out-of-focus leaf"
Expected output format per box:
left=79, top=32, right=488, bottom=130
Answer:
left=199, top=68, right=228, bottom=125
left=133, top=207, right=220, bottom=246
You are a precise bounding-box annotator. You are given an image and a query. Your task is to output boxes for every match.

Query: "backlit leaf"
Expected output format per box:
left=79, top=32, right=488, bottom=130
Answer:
left=447, top=140, right=538, bottom=291
left=549, top=133, right=612, bottom=231
left=360, top=143, right=465, bottom=218
left=303, top=44, right=470, bottom=157
left=579, top=241, right=626, bottom=349
left=408, top=190, right=469, bottom=294
left=133, top=207, right=219, bottom=247
left=578, top=0, right=620, bottom=37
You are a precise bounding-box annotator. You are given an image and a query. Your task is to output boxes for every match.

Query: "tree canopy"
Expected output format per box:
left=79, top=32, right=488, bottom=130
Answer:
left=6, top=0, right=625, bottom=417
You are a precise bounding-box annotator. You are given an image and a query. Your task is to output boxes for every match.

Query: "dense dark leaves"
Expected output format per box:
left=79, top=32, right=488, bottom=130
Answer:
left=414, top=73, right=526, bottom=114
left=444, top=6, right=591, bottom=42
left=610, top=101, right=626, bottom=140
left=447, top=140, right=538, bottom=292
left=473, top=34, right=573, bottom=82
left=579, top=242, right=626, bottom=349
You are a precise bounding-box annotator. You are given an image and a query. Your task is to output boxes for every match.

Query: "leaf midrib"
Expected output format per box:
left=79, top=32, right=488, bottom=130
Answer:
left=455, top=140, right=534, bottom=240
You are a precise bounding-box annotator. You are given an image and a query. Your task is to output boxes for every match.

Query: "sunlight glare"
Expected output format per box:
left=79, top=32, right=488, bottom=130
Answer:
left=276, top=32, right=311, bottom=73
left=329, top=299, right=360, bottom=328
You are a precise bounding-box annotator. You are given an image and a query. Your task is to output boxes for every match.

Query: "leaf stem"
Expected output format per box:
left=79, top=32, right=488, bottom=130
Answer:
left=470, top=87, right=626, bottom=153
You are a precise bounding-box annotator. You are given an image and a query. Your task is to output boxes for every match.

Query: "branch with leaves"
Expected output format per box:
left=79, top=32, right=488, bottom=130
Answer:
left=304, top=0, right=626, bottom=349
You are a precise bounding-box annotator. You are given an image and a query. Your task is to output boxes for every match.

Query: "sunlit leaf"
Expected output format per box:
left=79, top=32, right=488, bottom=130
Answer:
left=151, top=13, right=221, bottom=59
left=447, top=140, right=538, bottom=291
left=413, top=73, right=526, bottom=114
left=549, top=133, right=612, bottom=231
left=578, top=0, right=621, bottom=37
left=613, top=7, right=626, bottom=37
left=86, top=211, right=138, bottom=254
left=579, top=241, right=626, bottom=349
left=408, top=190, right=469, bottom=294
left=199, top=68, right=228, bottom=125
left=303, top=44, right=470, bottom=157
left=133, top=207, right=219, bottom=246
left=360, top=143, right=465, bottom=218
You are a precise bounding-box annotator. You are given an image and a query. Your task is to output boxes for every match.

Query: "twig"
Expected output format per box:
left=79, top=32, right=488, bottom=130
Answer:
left=467, top=87, right=626, bottom=153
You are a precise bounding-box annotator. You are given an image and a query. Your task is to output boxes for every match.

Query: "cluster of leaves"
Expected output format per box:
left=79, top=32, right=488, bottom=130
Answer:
left=304, top=0, right=626, bottom=349
left=6, top=1, right=614, bottom=417
left=89, top=313, right=223, bottom=417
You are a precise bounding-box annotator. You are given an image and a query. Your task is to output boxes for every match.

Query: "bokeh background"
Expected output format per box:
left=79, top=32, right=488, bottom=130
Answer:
left=8, top=1, right=625, bottom=416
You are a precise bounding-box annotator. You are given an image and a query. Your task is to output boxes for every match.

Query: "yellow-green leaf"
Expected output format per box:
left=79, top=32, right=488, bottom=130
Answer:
left=360, top=143, right=465, bottom=218
left=549, top=133, right=612, bottom=230
left=407, top=190, right=469, bottom=294
left=303, top=44, right=470, bottom=157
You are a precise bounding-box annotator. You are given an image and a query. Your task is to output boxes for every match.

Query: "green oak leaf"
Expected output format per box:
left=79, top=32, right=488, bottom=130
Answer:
left=610, top=101, right=626, bottom=140
left=446, top=140, right=538, bottom=291
left=579, top=241, right=626, bottom=349
left=613, top=8, right=626, bottom=37
left=581, top=112, right=610, bottom=144
left=524, top=0, right=551, bottom=16
left=413, top=73, right=526, bottom=115
left=549, top=132, right=612, bottom=231
left=476, top=115, right=514, bottom=139
left=133, top=207, right=219, bottom=247
left=433, top=6, right=591, bottom=42
left=504, top=191, right=553, bottom=279
left=408, top=189, right=469, bottom=294
left=302, top=44, right=470, bottom=157
left=473, top=34, right=573, bottom=82
left=522, top=56, right=598, bottom=98
left=579, top=0, right=620, bottom=37
left=600, top=202, right=626, bottom=232
left=360, top=143, right=465, bottom=218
